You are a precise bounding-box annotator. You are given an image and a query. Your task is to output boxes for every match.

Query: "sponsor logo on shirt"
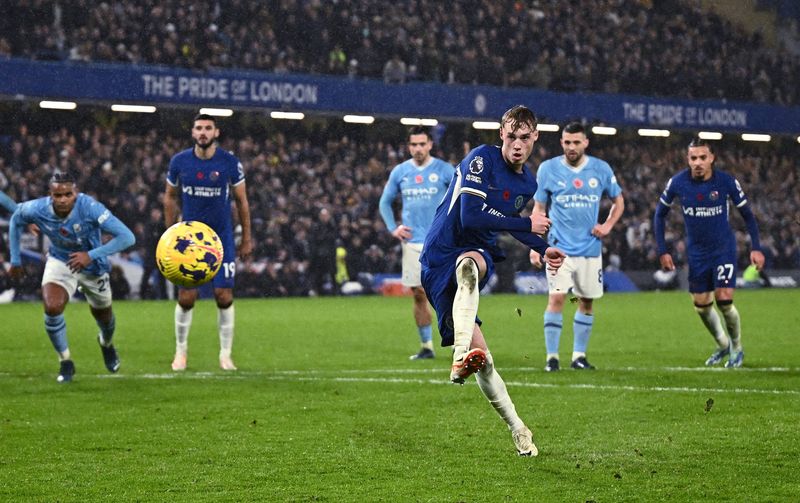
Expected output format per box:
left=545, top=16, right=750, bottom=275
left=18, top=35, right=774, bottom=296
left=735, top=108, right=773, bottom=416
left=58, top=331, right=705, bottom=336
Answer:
left=683, top=205, right=723, bottom=217
left=183, top=186, right=223, bottom=197
left=465, top=174, right=482, bottom=184
left=554, top=194, right=600, bottom=207
left=402, top=187, right=439, bottom=198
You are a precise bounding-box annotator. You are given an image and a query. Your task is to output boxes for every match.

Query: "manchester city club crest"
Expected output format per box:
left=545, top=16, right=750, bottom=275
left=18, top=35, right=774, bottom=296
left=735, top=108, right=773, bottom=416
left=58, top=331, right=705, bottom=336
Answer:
left=469, top=156, right=484, bottom=174
left=428, top=173, right=439, bottom=183
left=589, top=177, right=599, bottom=188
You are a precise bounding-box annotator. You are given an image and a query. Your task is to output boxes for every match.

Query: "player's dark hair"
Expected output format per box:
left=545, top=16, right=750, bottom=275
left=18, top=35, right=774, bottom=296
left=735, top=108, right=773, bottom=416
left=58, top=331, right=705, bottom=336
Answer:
left=563, top=122, right=586, bottom=135
left=407, top=126, right=432, bottom=141
left=193, top=113, right=217, bottom=125
left=49, top=171, right=76, bottom=185
left=688, top=136, right=713, bottom=152
left=501, top=105, right=538, bottom=132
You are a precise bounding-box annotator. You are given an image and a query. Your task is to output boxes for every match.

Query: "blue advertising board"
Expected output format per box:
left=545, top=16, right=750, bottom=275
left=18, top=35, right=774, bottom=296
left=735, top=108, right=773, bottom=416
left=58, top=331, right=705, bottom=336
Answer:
left=1, top=58, right=798, bottom=134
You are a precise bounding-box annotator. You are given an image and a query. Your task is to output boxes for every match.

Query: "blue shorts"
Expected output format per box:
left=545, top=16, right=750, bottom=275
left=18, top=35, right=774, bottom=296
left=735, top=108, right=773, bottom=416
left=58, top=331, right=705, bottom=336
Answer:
left=182, top=234, right=236, bottom=290
left=687, top=247, right=737, bottom=293
left=421, top=249, right=495, bottom=347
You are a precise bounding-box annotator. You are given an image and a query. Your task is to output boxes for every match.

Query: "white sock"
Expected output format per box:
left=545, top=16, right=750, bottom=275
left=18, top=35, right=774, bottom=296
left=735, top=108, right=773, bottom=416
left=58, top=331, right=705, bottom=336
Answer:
left=452, top=258, right=479, bottom=357
left=694, top=303, right=729, bottom=349
left=174, top=304, right=193, bottom=355
left=476, top=352, right=525, bottom=432
left=422, top=340, right=434, bottom=351
left=718, top=303, right=741, bottom=351
left=59, top=349, right=71, bottom=361
left=218, top=305, right=235, bottom=358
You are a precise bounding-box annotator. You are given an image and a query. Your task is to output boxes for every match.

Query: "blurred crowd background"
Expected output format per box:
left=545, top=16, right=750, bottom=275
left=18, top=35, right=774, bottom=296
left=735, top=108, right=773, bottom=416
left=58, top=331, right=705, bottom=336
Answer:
left=1, top=0, right=799, bottom=299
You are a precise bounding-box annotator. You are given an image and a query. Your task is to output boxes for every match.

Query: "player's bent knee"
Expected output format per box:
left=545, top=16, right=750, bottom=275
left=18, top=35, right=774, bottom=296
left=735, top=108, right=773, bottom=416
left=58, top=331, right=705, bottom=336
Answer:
left=456, top=257, right=479, bottom=291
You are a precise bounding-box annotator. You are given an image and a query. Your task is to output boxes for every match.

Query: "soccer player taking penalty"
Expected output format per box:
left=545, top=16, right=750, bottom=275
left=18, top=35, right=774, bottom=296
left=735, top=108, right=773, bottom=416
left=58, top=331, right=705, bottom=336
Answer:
left=653, top=137, right=764, bottom=368
left=164, top=114, right=253, bottom=371
left=8, top=172, right=135, bottom=382
left=420, top=105, right=565, bottom=456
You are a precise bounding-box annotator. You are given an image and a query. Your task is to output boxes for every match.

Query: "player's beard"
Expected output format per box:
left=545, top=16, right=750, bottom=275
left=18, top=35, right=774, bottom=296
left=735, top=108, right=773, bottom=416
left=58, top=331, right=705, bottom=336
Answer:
left=565, top=151, right=582, bottom=165
left=195, top=137, right=215, bottom=150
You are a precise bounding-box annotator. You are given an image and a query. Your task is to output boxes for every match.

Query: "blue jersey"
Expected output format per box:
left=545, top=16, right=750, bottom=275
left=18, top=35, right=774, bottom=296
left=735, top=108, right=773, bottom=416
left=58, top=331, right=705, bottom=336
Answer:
left=0, top=190, right=16, bottom=214
left=534, top=155, right=621, bottom=257
left=379, top=157, right=454, bottom=244
left=167, top=147, right=245, bottom=244
left=655, top=168, right=748, bottom=261
left=9, top=193, right=135, bottom=276
left=421, top=144, right=549, bottom=268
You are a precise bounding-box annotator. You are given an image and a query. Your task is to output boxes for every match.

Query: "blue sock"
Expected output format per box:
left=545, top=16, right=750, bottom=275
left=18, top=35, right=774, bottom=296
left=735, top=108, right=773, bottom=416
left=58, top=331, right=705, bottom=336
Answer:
left=544, top=311, right=563, bottom=355
left=97, top=314, right=116, bottom=346
left=44, top=314, right=68, bottom=353
left=418, top=325, right=432, bottom=344
left=573, top=312, right=594, bottom=353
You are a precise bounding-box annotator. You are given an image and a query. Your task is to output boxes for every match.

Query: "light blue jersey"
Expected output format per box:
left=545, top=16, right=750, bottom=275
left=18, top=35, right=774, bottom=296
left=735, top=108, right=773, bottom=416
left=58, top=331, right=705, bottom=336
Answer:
left=9, top=193, right=135, bottom=276
left=534, top=155, right=621, bottom=257
left=379, top=157, right=454, bottom=244
left=0, top=190, right=16, bottom=214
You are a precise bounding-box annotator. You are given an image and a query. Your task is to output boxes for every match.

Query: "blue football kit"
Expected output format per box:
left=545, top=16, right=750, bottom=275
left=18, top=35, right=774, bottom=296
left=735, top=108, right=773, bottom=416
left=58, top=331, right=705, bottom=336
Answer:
left=9, top=193, right=135, bottom=276
left=654, top=168, right=761, bottom=293
left=379, top=157, right=454, bottom=243
left=534, top=155, right=622, bottom=257
left=167, top=147, right=245, bottom=288
left=420, top=144, right=550, bottom=345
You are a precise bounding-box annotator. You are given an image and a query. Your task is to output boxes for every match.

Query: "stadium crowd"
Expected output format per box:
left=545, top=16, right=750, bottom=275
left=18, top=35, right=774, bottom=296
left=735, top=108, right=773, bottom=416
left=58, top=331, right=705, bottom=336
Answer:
left=1, top=120, right=798, bottom=300
left=2, top=0, right=798, bottom=105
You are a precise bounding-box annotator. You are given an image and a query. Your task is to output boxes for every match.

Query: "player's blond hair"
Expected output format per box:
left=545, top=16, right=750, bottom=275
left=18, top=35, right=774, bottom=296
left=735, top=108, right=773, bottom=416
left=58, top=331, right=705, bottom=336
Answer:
left=501, top=105, right=538, bottom=132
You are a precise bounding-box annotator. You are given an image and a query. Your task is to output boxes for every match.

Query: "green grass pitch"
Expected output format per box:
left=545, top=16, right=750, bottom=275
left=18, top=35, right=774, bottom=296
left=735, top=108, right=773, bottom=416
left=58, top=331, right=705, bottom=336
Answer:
left=1, top=289, right=799, bottom=502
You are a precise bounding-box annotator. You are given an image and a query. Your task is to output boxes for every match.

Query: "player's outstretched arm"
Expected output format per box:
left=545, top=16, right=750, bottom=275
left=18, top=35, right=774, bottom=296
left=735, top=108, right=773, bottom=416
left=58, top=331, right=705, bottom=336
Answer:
left=543, top=247, right=566, bottom=272
left=460, top=193, right=536, bottom=233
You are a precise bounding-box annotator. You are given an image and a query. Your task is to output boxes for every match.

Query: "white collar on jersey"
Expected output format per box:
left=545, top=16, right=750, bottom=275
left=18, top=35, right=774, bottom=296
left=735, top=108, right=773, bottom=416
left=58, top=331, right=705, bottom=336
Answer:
left=560, top=154, right=589, bottom=173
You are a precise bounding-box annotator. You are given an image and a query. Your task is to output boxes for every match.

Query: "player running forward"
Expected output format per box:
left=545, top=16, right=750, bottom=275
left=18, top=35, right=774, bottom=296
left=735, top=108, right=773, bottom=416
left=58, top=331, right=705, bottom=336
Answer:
left=8, top=172, right=135, bottom=382
left=420, top=105, right=565, bottom=456
left=654, top=137, right=764, bottom=368
left=164, top=113, right=253, bottom=371
left=379, top=126, right=454, bottom=360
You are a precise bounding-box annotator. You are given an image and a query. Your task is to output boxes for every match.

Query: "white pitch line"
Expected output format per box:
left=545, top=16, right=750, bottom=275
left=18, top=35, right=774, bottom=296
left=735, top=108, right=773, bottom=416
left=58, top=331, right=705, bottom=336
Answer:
left=83, top=371, right=800, bottom=396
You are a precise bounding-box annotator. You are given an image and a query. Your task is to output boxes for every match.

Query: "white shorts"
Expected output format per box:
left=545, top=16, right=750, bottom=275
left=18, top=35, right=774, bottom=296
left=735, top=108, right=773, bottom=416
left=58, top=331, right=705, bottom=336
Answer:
left=547, top=255, right=604, bottom=299
left=42, top=256, right=113, bottom=308
left=401, top=242, right=423, bottom=287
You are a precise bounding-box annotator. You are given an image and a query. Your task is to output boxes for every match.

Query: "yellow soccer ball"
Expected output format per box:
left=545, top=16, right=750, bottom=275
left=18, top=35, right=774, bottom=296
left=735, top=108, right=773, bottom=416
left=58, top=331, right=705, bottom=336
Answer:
left=156, top=221, right=224, bottom=288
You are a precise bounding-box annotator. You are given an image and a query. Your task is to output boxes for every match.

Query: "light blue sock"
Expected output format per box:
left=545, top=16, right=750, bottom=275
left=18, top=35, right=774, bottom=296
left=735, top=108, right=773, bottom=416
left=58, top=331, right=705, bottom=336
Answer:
left=44, top=314, right=68, bottom=353
left=97, top=314, right=116, bottom=346
left=544, top=311, right=563, bottom=355
left=573, top=312, right=594, bottom=354
left=418, top=324, right=432, bottom=344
